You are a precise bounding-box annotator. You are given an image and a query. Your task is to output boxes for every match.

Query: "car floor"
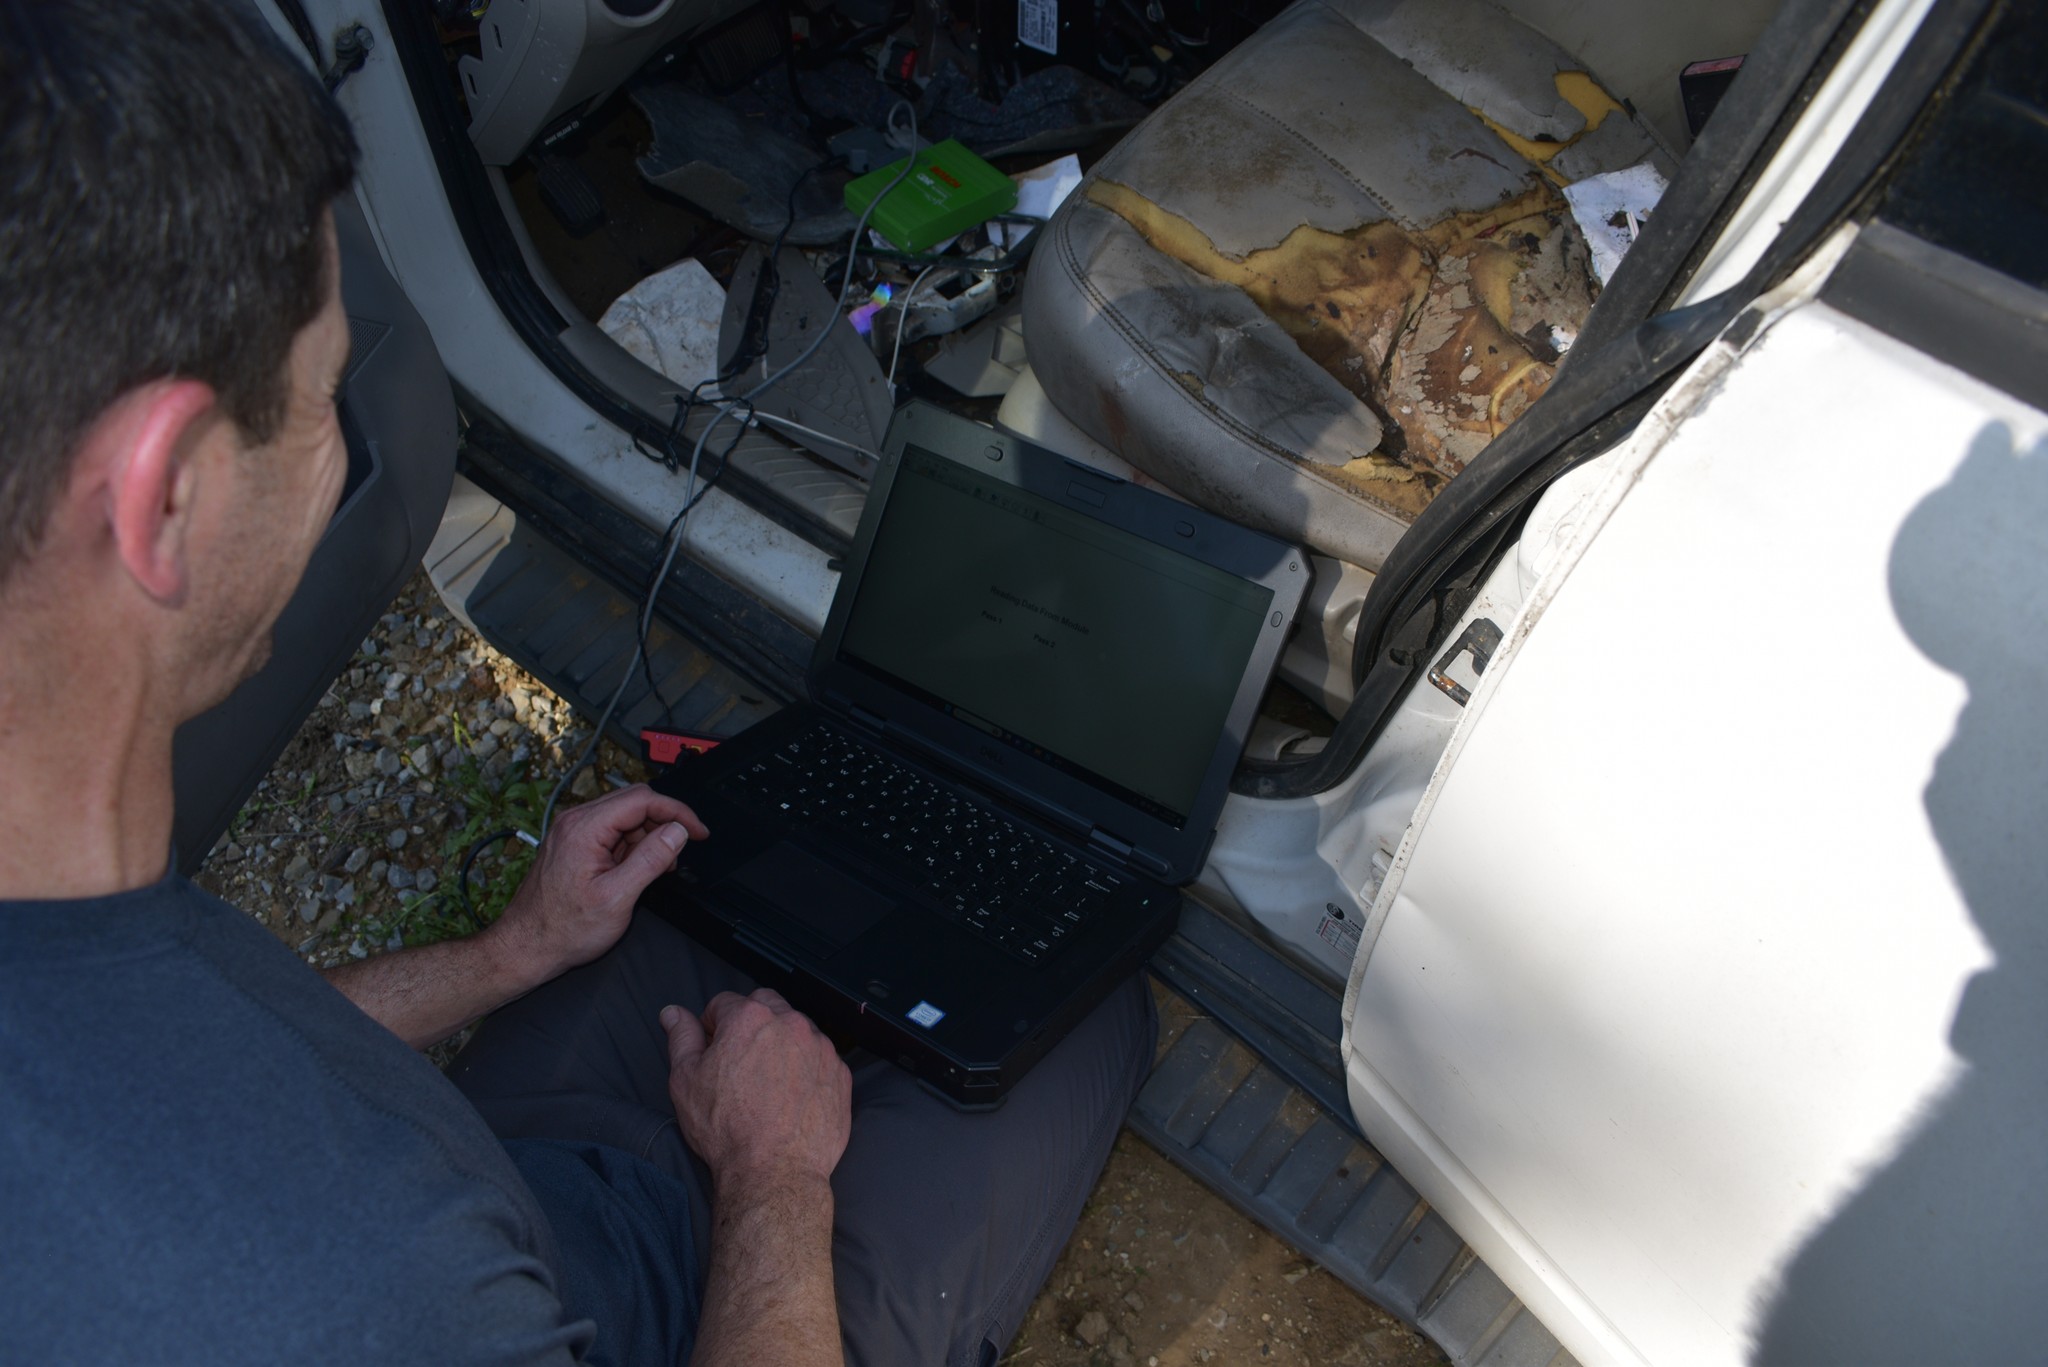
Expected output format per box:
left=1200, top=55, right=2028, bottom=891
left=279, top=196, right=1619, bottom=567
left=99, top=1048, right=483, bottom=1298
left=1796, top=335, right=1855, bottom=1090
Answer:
left=195, top=570, right=1442, bottom=1366
left=503, top=98, right=735, bottom=326
left=500, top=81, right=1123, bottom=414
left=500, top=93, right=1346, bottom=736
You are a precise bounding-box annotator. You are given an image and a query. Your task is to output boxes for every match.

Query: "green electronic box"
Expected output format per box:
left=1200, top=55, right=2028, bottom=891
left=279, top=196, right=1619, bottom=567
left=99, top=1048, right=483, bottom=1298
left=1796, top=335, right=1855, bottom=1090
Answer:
left=843, top=139, right=1018, bottom=254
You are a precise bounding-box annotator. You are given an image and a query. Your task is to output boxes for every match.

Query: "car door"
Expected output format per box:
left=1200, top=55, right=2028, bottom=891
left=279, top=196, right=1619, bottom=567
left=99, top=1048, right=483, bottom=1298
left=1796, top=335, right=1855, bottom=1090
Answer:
left=170, top=188, right=458, bottom=871
left=1340, top=0, right=2048, bottom=1361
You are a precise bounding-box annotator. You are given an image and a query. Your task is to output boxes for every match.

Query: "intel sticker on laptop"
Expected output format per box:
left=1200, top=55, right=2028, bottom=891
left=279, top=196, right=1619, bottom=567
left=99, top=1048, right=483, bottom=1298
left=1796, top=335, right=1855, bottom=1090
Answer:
left=907, top=1001, right=946, bottom=1029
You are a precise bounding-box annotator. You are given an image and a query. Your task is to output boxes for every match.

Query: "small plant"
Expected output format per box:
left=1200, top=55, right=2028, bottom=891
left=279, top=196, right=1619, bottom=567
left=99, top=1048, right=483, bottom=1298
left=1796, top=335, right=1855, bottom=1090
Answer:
left=228, top=769, right=318, bottom=843
left=366, top=888, right=479, bottom=949
left=358, top=713, right=551, bottom=950
left=435, top=713, right=549, bottom=931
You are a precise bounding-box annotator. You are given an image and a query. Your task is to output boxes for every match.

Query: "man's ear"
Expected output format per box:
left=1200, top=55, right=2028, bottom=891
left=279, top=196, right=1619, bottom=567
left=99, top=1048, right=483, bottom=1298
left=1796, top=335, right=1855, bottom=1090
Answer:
left=103, top=379, right=222, bottom=605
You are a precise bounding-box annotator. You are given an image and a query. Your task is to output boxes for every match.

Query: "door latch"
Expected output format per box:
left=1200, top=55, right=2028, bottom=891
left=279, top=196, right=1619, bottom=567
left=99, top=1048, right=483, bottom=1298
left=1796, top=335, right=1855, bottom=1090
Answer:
left=1427, top=618, right=1503, bottom=706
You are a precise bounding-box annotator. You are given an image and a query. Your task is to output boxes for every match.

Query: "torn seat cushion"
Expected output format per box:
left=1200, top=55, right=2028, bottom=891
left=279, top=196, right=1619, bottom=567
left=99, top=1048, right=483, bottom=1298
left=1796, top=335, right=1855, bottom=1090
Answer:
left=1022, top=0, right=1672, bottom=569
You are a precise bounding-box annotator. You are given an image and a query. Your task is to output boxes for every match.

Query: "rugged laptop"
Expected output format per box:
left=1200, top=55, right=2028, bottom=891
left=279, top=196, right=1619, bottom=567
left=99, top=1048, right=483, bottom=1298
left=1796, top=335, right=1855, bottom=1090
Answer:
left=647, top=403, right=1306, bottom=1104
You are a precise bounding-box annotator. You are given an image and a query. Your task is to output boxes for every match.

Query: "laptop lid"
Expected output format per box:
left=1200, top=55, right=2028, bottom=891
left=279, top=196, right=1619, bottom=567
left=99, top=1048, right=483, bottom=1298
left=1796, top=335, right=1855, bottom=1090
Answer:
left=810, top=404, right=1308, bottom=883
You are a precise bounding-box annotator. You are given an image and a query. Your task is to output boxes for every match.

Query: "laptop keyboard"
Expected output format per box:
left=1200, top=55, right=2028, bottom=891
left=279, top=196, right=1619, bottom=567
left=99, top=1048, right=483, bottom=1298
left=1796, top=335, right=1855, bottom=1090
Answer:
left=724, top=724, right=1128, bottom=965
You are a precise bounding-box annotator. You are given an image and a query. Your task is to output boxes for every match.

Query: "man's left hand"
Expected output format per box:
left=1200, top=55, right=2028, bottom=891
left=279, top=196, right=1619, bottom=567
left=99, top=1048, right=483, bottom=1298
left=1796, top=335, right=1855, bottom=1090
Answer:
left=487, top=783, right=709, bottom=988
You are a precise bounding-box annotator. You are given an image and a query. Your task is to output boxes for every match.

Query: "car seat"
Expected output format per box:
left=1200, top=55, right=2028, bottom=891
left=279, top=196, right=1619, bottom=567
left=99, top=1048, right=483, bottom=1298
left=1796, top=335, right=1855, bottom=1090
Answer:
left=1015, top=0, right=1677, bottom=702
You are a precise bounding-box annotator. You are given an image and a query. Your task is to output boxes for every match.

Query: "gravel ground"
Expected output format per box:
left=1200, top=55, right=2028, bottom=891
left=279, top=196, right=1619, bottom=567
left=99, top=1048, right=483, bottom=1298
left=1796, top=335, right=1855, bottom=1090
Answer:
left=201, top=569, right=1445, bottom=1367
left=197, top=574, right=652, bottom=968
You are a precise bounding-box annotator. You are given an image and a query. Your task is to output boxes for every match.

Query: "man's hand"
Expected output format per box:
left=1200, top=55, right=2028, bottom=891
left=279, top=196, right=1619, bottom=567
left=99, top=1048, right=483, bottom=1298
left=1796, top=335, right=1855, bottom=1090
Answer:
left=662, top=988, right=851, bottom=1190
left=664, top=989, right=851, bottom=1367
left=486, top=783, right=709, bottom=990
left=327, top=783, right=708, bottom=1050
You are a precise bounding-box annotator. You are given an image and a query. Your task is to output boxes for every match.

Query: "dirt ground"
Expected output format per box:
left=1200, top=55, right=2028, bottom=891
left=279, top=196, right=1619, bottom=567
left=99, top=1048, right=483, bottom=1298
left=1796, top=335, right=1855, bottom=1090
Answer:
left=1007, top=1125, right=1443, bottom=1367
left=1006, top=983, right=1446, bottom=1367
left=201, top=570, right=1445, bottom=1367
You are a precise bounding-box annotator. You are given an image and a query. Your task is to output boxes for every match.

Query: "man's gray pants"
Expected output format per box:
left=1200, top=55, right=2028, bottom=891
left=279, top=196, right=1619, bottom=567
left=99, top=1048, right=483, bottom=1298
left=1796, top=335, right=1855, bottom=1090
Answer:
left=449, top=912, right=1157, bottom=1367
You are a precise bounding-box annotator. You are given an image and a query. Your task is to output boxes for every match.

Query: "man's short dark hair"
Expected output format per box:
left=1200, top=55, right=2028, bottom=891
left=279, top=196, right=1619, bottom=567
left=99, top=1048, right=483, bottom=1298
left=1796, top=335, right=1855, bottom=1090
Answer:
left=0, top=0, right=358, bottom=583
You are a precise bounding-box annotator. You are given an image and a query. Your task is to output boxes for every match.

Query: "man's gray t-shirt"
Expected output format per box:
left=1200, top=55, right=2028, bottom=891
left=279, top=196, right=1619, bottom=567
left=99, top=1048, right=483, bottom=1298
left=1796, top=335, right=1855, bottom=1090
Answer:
left=0, top=872, right=699, bottom=1364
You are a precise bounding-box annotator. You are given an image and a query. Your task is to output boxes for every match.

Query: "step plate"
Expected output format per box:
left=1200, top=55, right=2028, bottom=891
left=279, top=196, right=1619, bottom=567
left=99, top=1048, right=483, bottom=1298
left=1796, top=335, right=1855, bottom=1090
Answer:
left=446, top=518, right=784, bottom=748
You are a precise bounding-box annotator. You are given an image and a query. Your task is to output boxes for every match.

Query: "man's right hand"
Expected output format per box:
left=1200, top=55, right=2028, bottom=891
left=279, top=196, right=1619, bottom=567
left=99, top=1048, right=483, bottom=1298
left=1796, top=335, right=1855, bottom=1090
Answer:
left=663, top=990, right=851, bottom=1366
left=661, top=988, right=852, bottom=1190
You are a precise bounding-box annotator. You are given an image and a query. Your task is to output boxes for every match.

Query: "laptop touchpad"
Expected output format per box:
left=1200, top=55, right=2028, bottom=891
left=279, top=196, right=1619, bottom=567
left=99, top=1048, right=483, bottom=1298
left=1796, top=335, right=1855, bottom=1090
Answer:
left=724, top=842, right=895, bottom=954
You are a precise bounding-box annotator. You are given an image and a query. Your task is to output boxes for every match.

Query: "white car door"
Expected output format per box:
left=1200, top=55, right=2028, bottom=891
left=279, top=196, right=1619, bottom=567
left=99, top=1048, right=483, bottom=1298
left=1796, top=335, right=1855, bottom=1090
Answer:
left=1342, top=1, right=2048, bottom=1362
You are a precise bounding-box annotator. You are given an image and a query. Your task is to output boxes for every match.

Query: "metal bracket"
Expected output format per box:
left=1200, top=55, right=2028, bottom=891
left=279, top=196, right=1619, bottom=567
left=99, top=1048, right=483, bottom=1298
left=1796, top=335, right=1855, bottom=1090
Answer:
left=1427, top=618, right=1503, bottom=706
left=323, top=24, right=373, bottom=93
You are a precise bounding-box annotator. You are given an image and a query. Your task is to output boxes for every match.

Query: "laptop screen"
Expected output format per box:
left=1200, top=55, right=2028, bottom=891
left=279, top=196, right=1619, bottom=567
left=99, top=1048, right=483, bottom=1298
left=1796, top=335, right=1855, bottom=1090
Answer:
left=837, top=445, right=1274, bottom=826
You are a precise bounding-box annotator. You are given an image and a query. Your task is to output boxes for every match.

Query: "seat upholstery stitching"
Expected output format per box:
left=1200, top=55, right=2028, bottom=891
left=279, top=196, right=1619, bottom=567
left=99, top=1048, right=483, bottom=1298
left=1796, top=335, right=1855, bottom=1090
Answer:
left=1053, top=209, right=1325, bottom=474
left=1214, top=85, right=1403, bottom=224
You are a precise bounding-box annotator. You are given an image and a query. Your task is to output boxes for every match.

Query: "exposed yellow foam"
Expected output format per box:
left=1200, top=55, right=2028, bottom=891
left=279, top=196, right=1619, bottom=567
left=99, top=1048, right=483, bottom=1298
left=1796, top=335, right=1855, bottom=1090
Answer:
left=1469, top=72, right=1626, bottom=185
left=1467, top=111, right=1568, bottom=186
left=1478, top=115, right=1566, bottom=163
left=1467, top=243, right=1521, bottom=329
left=1084, top=178, right=1579, bottom=501
left=1555, top=70, right=1622, bottom=133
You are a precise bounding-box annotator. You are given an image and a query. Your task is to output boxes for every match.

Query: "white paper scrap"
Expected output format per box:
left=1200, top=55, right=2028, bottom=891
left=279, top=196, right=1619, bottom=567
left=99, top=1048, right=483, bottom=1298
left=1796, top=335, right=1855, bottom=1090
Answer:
left=597, top=257, right=726, bottom=391
left=1562, top=161, right=1670, bottom=287
left=995, top=154, right=1084, bottom=251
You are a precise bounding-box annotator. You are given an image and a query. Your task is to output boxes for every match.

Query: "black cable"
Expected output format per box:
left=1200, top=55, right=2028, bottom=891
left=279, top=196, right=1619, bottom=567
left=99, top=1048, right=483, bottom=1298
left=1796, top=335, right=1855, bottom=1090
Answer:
left=859, top=240, right=1038, bottom=271
left=627, top=154, right=842, bottom=484
left=540, top=101, right=922, bottom=839
left=623, top=150, right=853, bottom=715
left=456, top=827, right=519, bottom=929
left=636, top=391, right=698, bottom=712
left=725, top=155, right=843, bottom=384
left=778, top=0, right=827, bottom=132
left=633, top=382, right=702, bottom=474
left=635, top=395, right=757, bottom=723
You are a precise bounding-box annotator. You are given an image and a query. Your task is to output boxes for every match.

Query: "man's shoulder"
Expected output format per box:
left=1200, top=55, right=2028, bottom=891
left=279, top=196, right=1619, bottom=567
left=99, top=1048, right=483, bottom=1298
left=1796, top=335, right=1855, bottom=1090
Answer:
left=0, top=868, right=229, bottom=955
left=0, top=870, right=514, bottom=1197
left=1, top=873, right=387, bottom=1077
left=0, top=876, right=587, bottom=1365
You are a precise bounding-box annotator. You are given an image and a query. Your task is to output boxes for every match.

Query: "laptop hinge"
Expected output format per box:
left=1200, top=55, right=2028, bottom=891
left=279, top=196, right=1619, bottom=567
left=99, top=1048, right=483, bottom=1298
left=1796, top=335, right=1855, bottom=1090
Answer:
left=1129, top=846, right=1173, bottom=879
left=1088, top=828, right=1133, bottom=859
left=1089, top=829, right=1174, bottom=880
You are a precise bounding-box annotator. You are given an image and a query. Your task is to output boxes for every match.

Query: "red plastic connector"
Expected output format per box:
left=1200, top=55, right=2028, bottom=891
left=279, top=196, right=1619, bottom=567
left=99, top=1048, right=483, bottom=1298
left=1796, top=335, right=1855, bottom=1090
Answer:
left=639, top=727, right=720, bottom=767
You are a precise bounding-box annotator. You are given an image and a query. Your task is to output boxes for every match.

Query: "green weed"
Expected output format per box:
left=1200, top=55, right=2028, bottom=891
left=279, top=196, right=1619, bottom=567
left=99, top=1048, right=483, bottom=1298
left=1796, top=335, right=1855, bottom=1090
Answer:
left=228, top=769, right=317, bottom=841
left=364, top=712, right=550, bottom=949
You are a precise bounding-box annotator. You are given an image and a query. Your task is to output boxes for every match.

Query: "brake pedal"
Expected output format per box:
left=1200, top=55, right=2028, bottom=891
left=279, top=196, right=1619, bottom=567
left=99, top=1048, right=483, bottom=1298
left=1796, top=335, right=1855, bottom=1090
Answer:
left=534, top=152, right=604, bottom=237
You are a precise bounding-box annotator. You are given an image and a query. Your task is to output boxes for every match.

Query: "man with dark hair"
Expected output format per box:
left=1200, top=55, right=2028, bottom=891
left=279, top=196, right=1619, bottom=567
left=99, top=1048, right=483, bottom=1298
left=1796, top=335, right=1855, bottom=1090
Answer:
left=0, top=0, right=357, bottom=583
left=0, top=4, right=736, bottom=1360
left=0, top=2, right=1152, bottom=1363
